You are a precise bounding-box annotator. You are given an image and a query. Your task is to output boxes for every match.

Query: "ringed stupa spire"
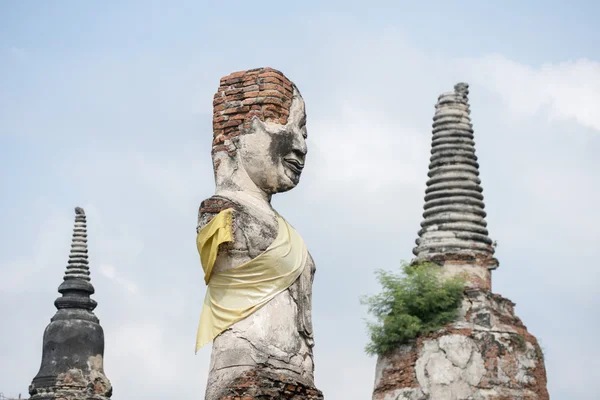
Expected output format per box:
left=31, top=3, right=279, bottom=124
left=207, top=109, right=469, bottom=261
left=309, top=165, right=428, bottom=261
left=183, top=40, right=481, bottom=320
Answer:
left=372, top=83, right=549, bottom=400
left=413, top=83, right=498, bottom=273
left=55, top=207, right=97, bottom=311
left=29, top=207, right=112, bottom=400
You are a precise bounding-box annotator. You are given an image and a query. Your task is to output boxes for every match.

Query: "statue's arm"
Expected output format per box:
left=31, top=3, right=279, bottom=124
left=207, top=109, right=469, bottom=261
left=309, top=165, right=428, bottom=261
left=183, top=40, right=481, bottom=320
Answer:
left=197, top=196, right=238, bottom=232
left=197, top=196, right=252, bottom=271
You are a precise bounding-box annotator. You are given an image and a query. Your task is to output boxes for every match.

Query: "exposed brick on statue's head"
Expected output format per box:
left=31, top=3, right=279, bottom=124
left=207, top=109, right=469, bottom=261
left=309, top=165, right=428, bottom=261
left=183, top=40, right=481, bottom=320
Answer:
left=211, top=67, right=295, bottom=152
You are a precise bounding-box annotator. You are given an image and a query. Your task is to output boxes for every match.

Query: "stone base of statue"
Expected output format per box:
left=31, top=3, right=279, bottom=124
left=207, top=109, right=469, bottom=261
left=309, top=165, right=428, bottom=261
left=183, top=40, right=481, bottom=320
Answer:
left=215, top=368, right=324, bottom=400
left=372, top=289, right=549, bottom=400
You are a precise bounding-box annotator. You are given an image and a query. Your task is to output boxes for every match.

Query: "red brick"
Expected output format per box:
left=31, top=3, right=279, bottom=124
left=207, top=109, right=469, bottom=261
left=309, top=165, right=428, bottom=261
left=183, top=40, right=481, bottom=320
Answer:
left=223, top=76, right=244, bottom=85
left=243, top=91, right=260, bottom=98
left=224, top=87, right=244, bottom=96
left=212, top=144, right=227, bottom=153
left=258, top=71, right=285, bottom=80
left=262, top=104, right=278, bottom=112
left=258, top=83, right=287, bottom=93
left=242, top=84, right=260, bottom=92
left=224, top=93, right=245, bottom=102
left=262, top=97, right=284, bottom=106
left=222, top=119, right=242, bottom=128
left=242, top=77, right=259, bottom=86
left=227, top=71, right=246, bottom=79
left=242, top=98, right=258, bottom=106
left=260, top=76, right=284, bottom=85
left=246, top=110, right=263, bottom=118
left=224, top=126, right=239, bottom=135
left=258, top=90, right=286, bottom=98
left=222, top=106, right=249, bottom=115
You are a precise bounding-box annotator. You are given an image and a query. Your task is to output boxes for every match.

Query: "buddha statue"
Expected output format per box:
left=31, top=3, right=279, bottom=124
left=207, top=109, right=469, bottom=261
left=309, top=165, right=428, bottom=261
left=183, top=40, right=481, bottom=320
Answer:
left=195, top=68, right=319, bottom=400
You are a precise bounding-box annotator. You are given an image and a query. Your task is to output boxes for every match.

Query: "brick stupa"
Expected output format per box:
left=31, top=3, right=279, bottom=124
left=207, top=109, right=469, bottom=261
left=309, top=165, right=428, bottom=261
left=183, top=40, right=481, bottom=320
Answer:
left=372, top=84, right=549, bottom=400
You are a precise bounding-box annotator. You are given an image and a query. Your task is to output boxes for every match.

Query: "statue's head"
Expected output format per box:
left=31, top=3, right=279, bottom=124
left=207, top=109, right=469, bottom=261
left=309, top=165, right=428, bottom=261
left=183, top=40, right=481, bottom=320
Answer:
left=211, top=68, right=307, bottom=195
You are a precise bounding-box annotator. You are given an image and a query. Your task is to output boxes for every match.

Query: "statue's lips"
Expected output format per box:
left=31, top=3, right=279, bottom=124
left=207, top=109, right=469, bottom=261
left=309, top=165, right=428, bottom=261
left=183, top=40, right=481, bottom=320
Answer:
left=283, top=158, right=304, bottom=175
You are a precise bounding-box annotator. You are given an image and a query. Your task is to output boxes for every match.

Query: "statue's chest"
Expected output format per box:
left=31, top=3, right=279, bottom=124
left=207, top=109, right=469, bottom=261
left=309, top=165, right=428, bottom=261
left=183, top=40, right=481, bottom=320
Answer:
left=232, top=211, right=278, bottom=259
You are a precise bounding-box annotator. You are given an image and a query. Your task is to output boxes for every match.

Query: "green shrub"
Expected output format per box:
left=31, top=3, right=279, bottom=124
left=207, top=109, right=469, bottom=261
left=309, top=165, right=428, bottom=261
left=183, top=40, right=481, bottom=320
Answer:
left=513, top=333, right=527, bottom=351
left=361, top=261, right=466, bottom=356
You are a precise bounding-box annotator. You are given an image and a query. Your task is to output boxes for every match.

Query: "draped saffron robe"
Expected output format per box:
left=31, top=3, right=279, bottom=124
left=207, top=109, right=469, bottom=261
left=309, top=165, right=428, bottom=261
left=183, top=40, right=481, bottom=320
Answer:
left=195, top=208, right=308, bottom=352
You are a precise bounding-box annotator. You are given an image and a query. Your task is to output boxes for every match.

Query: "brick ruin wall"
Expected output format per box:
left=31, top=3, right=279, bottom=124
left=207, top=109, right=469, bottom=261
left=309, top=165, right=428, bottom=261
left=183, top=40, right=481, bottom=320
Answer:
left=212, top=67, right=294, bottom=154
left=373, top=289, right=549, bottom=400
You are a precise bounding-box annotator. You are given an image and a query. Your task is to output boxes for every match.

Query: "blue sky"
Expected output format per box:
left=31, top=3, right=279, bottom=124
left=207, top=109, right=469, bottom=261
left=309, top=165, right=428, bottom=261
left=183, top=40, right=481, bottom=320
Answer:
left=1, top=2, right=599, bottom=399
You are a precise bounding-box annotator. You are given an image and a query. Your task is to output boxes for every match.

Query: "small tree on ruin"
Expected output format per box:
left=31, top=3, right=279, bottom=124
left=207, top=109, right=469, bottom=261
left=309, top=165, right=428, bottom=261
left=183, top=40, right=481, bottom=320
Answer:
left=361, top=261, right=466, bottom=356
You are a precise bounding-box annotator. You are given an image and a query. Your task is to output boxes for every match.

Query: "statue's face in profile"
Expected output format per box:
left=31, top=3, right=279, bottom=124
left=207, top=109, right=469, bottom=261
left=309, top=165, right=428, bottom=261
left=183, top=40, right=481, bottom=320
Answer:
left=237, top=91, right=307, bottom=195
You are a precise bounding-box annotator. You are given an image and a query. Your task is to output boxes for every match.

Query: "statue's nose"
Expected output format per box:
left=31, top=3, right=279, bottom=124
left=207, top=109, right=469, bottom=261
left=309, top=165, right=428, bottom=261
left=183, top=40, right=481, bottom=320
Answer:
left=294, top=137, right=307, bottom=157
left=292, top=131, right=307, bottom=157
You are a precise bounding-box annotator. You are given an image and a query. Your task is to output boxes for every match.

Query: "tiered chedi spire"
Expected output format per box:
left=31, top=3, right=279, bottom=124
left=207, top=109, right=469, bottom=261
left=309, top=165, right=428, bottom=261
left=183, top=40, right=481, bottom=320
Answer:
left=373, top=83, right=549, bottom=400
left=413, top=83, right=498, bottom=269
left=30, top=207, right=112, bottom=400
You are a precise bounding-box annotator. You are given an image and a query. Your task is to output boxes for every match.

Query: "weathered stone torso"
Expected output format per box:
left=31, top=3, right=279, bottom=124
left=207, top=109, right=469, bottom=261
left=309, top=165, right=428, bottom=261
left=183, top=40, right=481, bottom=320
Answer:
left=198, top=194, right=316, bottom=400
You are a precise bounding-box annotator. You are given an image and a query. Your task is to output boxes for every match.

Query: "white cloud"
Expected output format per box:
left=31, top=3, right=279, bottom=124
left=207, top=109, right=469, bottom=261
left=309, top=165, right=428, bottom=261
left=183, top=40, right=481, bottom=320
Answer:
left=311, top=105, right=428, bottom=192
left=461, top=54, right=600, bottom=132
left=1, top=212, right=72, bottom=294
left=99, top=264, right=139, bottom=295
left=1, top=22, right=599, bottom=400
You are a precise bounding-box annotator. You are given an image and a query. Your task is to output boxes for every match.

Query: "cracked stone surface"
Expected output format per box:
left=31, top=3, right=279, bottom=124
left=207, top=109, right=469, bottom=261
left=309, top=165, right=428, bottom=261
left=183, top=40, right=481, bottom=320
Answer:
left=372, top=290, right=549, bottom=400
left=415, top=335, right=485, bottom=397
left=198, top=68, right=320, bottom=399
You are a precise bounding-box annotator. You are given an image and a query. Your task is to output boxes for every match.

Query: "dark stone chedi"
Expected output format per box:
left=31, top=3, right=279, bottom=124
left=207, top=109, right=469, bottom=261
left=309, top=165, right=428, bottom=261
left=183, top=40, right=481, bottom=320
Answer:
left=29, top=207, right=112, bottom=400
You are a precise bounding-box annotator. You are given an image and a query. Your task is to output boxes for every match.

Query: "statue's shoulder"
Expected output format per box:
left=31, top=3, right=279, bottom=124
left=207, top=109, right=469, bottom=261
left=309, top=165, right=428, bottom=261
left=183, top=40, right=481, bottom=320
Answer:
left=199, top=195, right=239, bottom=215
left=197, top=195, right=241, bottom=232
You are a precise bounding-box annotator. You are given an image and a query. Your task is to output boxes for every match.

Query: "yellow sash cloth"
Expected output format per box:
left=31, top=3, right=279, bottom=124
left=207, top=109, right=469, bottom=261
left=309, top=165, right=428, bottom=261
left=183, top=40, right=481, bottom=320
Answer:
left=195, top=208, right=308, bottom=352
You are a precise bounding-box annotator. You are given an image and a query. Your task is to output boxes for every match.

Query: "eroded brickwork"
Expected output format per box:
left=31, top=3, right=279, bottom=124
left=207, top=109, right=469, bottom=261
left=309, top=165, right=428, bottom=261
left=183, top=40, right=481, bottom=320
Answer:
left=216, top=367, right=324, bottom=400
left=212, top=67, right=294, bottom=154
left=373, top=290, right=548, bottom=400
